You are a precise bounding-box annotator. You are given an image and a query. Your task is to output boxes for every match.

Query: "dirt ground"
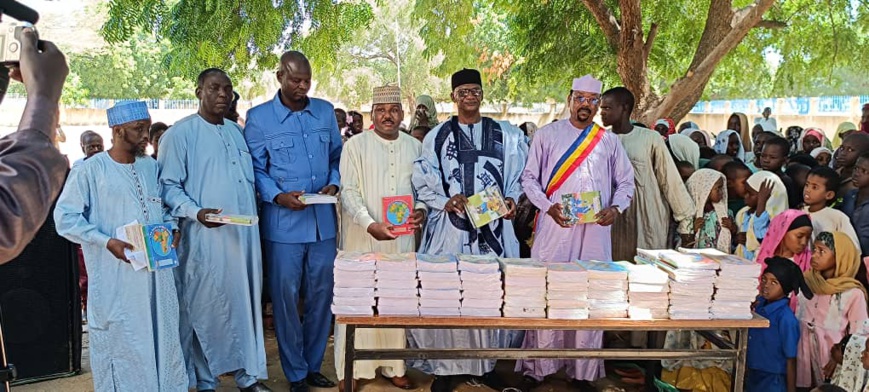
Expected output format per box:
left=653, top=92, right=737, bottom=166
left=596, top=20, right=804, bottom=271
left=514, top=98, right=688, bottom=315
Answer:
left=10, top=328, right=639, bottom=392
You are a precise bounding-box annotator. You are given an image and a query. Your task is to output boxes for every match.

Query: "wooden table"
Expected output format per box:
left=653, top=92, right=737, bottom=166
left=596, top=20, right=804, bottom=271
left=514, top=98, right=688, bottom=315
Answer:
left=336, top=315, right=769, bottom=392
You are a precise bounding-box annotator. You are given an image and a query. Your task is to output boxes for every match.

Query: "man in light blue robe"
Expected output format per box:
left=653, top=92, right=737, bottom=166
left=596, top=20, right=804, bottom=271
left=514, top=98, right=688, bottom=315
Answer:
left=55, top=101, right=187, bottom=391
left=159, top=69, right=270, bottom=392
left=409, top=69, right=527, bottom=391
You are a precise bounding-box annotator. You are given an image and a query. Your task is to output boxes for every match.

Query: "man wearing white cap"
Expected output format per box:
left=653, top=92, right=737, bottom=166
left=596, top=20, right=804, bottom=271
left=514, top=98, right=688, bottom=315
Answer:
left=333, top=84, right=423, bottom=391
left=600, top=87, right=695, bottom=260
left=516, top=75, right=635, bottom=387
left=54, top=101, right=188, bottom=391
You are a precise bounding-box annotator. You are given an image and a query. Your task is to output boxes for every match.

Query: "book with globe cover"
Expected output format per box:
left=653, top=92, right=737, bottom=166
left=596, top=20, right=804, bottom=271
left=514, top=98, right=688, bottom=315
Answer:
left=141, top=223, right=179, bottom=271
left=382, top=195, right=415, bottom=236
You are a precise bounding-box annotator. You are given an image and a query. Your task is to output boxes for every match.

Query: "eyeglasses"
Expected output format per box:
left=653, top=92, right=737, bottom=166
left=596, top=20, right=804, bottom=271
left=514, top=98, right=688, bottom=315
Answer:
left=456, top=88, right=483, bottom=98
left=571, top=95, right=600, bottom=105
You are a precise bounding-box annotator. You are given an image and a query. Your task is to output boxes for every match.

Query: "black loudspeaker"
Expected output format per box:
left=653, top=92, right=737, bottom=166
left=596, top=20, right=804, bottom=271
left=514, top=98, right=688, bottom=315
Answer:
left=0, top=199, right=82, bottom=384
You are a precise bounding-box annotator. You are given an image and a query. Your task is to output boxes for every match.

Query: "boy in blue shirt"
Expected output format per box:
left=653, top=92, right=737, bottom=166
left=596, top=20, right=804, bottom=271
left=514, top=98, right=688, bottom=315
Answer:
left=747, top=256, right=813, bottom=392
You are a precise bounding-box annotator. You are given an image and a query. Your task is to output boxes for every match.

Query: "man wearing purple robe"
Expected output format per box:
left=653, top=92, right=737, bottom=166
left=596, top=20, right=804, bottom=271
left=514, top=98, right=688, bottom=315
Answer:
left=515, top=75, right=635, bottom=387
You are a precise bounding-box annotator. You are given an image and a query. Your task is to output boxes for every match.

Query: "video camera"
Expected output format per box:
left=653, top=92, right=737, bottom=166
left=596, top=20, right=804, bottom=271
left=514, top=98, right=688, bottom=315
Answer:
left=0, top=2, right=41, bottom=391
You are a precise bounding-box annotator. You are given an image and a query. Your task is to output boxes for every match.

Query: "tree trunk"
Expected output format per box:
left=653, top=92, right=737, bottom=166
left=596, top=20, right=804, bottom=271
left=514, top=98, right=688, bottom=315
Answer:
left=583, top=0, right=778, bottom=125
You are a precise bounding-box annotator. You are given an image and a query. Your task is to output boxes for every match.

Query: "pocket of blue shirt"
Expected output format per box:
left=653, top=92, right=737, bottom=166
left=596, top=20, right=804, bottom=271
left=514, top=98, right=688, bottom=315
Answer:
left=268, top=137, right=296, bottom=164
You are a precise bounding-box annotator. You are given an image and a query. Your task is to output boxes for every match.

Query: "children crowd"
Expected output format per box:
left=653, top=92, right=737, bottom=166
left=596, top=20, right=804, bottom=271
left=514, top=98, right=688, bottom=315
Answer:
left=663, top=110, right=869, bottom=392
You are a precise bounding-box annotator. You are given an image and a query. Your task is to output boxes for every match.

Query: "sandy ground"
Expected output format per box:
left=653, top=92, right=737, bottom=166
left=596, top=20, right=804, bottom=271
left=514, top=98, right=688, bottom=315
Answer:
left=10, top=327, right=626, bottom=392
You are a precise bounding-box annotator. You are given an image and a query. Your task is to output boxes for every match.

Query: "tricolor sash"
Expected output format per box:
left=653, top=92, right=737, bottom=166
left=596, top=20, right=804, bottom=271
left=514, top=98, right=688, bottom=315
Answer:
left=544, top=123, right=605, bottom=197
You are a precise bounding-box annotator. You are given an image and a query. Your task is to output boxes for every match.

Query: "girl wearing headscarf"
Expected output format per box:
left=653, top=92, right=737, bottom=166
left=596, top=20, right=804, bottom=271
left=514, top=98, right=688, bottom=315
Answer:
left=728, top=112, right=752, bottom=152
left=714, top=129, right=746, bottom=162
left=833, top=122, right=857, bottom=149
left=828, top=320, right=869, bottom=391
left=408, top=94, right=439, bottom=130
left=796, top=232, right=869, bottom=388
left=681, top=128, right=712, bottom=149
left=755, top=210, right=814, bottom=272
left=800, top=128, right=827, bottom=154
left=811, top=147, right=835, bottom=168
left=686, top=169, right=732, bottom=252
left=654, top=117, right=676, bottom=138
left=735, top=171, right=788, bottom=260
left=667, top=134, right=700, bottom=169
left=746, top=257, right=813, bottom=392
left=678, top=121, right=700, bottom=133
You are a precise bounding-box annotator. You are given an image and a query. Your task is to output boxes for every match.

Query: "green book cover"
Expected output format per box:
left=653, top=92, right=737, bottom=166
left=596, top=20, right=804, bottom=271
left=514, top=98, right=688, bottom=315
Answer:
left=465, top=186, right=509, bottom=228
left=561, top=191, right=601, bottom=225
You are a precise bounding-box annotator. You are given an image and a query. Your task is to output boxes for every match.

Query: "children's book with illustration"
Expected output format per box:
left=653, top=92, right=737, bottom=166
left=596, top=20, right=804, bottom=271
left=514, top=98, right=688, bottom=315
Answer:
left=561, top=191, right=601, bottom=225
left=115, top=221, right=178, bottom=272
left=465, top=186, right=509, bottom=228
left=382, top=195, right=414, bottom=236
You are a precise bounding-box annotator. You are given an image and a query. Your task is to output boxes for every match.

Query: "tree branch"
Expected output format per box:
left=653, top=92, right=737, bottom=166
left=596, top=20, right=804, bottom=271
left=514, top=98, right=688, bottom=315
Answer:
left=643, top=23, right=658, bottom=61
left=755, top=20, right=787, bottom=29
left=580, top=0, right=621, bottom=49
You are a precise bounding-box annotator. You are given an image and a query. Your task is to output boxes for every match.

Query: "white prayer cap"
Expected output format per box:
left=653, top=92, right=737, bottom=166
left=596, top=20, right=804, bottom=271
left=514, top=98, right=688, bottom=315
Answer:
left=372, top=84, right=402, bottom=105
left=571, top=75, right=602, bottom=94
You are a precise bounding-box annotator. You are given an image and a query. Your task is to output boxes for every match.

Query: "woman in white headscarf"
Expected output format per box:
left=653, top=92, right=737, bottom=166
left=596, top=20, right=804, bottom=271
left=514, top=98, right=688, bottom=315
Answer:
left=668, top=134, right=701, bottom=169
left=714, top=129, right=746, bottom=162
left=680, top=128, right=712, bottom=149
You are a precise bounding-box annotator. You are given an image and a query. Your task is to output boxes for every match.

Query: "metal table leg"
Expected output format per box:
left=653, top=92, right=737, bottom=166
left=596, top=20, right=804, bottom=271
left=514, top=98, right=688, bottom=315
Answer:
left=732, top=328, right=749, bottom=392
left=344, top=324, right=356, bottom=392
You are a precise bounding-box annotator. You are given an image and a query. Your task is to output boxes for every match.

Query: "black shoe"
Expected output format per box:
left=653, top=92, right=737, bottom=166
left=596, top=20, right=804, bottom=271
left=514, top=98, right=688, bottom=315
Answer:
left=306, top=372, right=337, bottom=388
left=430, top=375, right=454, bottom=392
left=479, top=371, right=505, bottom=391
left=291, top=380, right=310, bottom=392
left=239, top=382, right=273, bottom=392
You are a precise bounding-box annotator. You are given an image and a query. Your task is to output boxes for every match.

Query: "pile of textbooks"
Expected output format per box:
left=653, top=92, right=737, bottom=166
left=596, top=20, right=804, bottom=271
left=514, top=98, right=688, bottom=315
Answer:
left=457, top=255, right=503, bottom=317
left=578, top=260, right=629, bottom=319
left=375, top=253, right=420, bottom=316
left=709, top=253, right=761, bottom=319
left=499, top=258, right=547, bottom=318
left=620, top=259, right=670, bottom=319
left=332, top=252, right=376, bottom=315
left=655, top=250, right=717, bottom=320
left=417, top=254, right=461, bottom=316
left=545, top=262, right=589, bottom=319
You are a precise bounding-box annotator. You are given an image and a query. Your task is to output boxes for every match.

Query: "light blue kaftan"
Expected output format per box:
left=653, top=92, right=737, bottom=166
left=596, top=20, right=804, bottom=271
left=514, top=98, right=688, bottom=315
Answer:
left=158, top=114, right=267, bottom=388
left=408, top=117, right=527, bottom=376
left=54, top=152, right=187, bottom=391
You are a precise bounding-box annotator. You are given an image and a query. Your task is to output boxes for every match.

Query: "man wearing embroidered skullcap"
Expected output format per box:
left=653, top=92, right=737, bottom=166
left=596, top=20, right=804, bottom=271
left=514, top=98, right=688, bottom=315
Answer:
left=600, top=87, right=696, bottom=260
left=54, top=101, right=187, bottom=391
left=161, top=68, right=270, bottom=392
left=244, top=50, right=342, bottom=392
left=515, top=75, right=635, bottom=388
left=333, top=85, right=423, bottom=391
left=409, top=68, right=527, bottom=391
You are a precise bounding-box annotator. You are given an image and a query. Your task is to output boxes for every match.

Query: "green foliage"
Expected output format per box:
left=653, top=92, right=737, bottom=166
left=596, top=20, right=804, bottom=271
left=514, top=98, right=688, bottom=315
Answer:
left=315, top=0, right=449, bottom=110
left=101, top=0, right=373, bottom=82
left=415, top=0, right=869, bottom=102
left=66, top=34, right=194, bottom=99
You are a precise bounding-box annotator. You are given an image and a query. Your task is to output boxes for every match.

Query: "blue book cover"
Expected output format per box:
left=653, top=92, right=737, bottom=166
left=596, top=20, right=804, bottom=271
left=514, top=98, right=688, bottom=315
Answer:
left=142, top=223, right=179, bottom=271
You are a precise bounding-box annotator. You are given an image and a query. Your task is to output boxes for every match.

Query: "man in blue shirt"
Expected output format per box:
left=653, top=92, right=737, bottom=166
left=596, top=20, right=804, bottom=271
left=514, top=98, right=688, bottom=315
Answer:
left=244, top=51, right=342, bottom=392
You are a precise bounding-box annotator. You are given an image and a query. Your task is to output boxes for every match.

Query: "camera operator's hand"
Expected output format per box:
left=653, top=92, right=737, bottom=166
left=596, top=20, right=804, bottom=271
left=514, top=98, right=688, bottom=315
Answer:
left=12, top=28, right=68, bottom=102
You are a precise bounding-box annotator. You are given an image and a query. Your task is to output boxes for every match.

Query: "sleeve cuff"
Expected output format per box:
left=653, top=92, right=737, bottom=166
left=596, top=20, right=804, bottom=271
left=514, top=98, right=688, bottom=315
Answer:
left=95, top=233, right=112, bottom=250
left=182, top=203, right=201, bottom=222
left=428, top=195, right=451, bottom=211
left=414, top=201, right=428, bottom=212
left=358, top=215, right=376, bottom=230
left=263, top=188, right=282, bottom=205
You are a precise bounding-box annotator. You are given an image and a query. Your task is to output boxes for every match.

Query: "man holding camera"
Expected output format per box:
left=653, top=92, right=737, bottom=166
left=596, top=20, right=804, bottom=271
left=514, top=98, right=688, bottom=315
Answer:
left=0, top=27, right=69, bottom=265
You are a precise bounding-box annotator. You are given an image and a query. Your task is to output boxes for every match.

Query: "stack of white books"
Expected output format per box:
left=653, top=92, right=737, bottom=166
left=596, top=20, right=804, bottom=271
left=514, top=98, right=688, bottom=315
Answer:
left=578, top=260, right=629, bottom=318
left=332, top=252, right=377, bottom=315
left=375, top=253, right=420, bottom=316
left=499, top=258, right=547, bottom=318
left=416, top=254, right=461, bottom=316
left=457, top=255, right=503, bottom=317
left=655, top=250, right=717, bottom=320
left=545, top=262, right=589, bottom=320
left=709, top=254, right=761, bottom=319
left=620, top=259, right=670, bottom=319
